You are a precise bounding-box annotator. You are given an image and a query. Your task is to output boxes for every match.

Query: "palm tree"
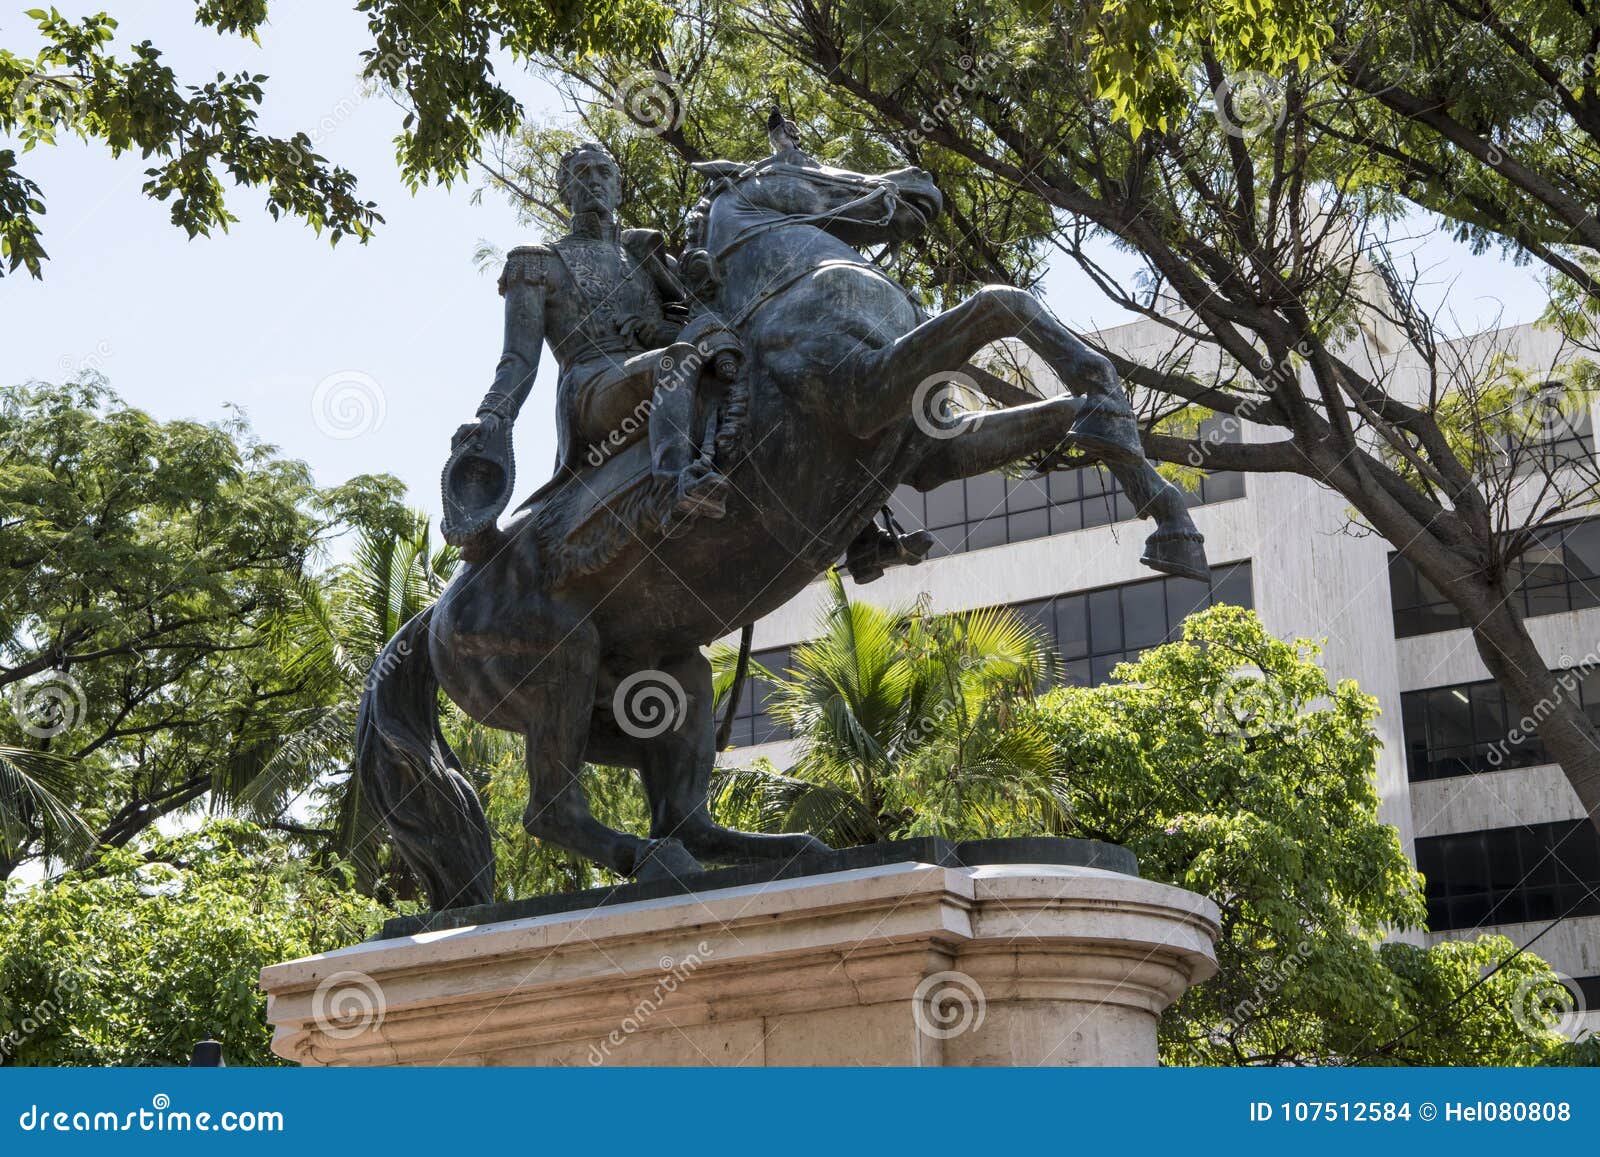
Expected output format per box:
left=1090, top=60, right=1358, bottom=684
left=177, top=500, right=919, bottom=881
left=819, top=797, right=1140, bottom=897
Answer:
left=0, top=746, right=97, bottom=877
left=711, top=570, right=1067, bottom=846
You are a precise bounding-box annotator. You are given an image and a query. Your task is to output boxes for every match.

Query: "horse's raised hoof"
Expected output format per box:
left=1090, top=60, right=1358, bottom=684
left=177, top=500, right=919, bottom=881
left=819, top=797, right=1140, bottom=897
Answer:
left=632, top=837, right=704, bottom=883
left=1141, top=529, right=1210, bottom=582
left=1068, top=395, right=1143, bottom=464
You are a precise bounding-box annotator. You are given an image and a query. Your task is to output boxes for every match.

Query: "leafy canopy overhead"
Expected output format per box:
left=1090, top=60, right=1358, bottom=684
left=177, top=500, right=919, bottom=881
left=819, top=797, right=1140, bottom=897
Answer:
left=0, top=0, right=667, bottom=276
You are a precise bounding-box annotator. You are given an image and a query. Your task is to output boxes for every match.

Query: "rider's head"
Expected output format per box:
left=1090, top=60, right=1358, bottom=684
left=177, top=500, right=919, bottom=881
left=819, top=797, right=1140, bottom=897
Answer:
left=557, top=142, right=621, bottom=217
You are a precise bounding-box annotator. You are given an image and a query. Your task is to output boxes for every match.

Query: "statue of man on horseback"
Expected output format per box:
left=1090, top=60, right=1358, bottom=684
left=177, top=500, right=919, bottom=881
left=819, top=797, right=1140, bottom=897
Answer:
left=362, top=120, right=1210, bottom=913
left=442, top=141, right=734, bottom=551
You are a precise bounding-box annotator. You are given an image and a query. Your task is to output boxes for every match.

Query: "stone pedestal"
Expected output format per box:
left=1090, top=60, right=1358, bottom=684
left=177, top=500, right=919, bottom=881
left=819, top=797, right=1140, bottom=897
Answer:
left=261, top=861, right=1218, bottom=1066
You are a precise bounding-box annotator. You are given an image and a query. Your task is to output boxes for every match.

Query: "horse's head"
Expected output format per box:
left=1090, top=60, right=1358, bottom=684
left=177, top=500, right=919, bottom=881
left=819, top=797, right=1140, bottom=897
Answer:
left=692, top=146, right=942, bottom=255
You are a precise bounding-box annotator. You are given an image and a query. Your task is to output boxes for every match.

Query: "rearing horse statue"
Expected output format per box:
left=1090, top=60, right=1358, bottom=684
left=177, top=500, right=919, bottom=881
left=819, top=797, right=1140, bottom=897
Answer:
left=357, top=139, right=1208, bottom=911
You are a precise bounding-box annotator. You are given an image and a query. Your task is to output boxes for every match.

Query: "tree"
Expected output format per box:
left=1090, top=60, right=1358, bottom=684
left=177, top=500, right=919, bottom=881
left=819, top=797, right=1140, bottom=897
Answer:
left=0, top=376, right=403, bottom=879
left=0, top=1, right=669, bottom=277
left=711, top=569, right=1060, bottom=845
left=514, top=0, right=1600, bottom=836
left=720, top=594, right=1591, bottom=1064
left=1033, top=605, right=1588, bottom=1065
left=0, top=821, right=395, bottom=1066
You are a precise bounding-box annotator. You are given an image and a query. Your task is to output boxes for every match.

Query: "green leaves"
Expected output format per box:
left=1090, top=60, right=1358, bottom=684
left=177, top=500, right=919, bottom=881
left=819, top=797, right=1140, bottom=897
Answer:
left=0, top=1, right=671, bottom=276
left=715, top=588, right=1582, bottom=1066
left=0, top=822, right=395, bottom=1066
left=0, top=379, right=407, bottom=881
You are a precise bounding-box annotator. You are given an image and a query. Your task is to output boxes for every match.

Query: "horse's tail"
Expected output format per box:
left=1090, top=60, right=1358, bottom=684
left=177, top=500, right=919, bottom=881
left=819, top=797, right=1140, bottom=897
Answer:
left=355, top=607, right=494, bottom=910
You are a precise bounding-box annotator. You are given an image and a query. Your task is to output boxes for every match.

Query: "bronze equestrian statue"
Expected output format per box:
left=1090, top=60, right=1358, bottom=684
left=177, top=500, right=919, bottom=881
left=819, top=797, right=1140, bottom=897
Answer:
left=357, top=132, right=1209, bottom=911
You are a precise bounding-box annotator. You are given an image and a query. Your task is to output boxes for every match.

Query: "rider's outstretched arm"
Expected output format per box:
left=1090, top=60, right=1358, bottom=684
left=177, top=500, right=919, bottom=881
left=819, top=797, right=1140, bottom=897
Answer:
left=475, top=246, right=548, bottom=424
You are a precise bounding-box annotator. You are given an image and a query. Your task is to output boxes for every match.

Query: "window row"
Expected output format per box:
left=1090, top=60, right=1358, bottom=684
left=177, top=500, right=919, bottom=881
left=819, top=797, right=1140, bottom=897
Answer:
left=1400, top=671, right=1600, bottom=782
left=887, top=460, right=1244, bottom=560
left=1010, top=563, right=1254, bottom=689
left=1389, top=517, right=1600, bottom=638
left=1416, top=821, right=1600, bottom=932
left=724, top=564, right=1255, bottom=747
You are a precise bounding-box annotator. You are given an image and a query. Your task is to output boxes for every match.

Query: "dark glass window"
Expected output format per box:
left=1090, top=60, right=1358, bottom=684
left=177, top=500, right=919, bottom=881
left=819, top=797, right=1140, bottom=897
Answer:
left=887, top=418, right=1245, bottom=560
left=723, top=564, right=1255, bottom=746
left=1390, top=517, right=1600, bottom=637
left=1416, top=821, right=1600, bottom=931
left=1013, top=562, right=1254, bottom=688
left=722, top=646, right=794, bottom=748
left=1399, top=671, right=1600, bottom=781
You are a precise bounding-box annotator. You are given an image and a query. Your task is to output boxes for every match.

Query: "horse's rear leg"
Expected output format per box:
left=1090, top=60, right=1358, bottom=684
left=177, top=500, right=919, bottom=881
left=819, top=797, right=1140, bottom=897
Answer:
left=515, top=629, right=701, bottom=883
left=635, top=649, right=830, bottom=864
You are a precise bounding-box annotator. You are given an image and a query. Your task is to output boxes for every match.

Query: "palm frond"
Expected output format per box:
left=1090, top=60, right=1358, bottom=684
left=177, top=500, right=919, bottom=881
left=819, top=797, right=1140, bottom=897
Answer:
left=0, top=746, right=96, bottom=866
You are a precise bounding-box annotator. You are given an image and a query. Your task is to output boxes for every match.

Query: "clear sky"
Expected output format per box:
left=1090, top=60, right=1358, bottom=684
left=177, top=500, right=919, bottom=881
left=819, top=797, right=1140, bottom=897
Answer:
left=2, top=2, right=1552, bottom=526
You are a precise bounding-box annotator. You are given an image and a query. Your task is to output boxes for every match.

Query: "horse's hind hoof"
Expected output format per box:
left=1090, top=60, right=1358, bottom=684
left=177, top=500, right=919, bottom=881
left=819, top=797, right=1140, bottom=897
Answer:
left=1141, top=529, right=1210, bottom=582
left=632, top=837, right=704, bottom=883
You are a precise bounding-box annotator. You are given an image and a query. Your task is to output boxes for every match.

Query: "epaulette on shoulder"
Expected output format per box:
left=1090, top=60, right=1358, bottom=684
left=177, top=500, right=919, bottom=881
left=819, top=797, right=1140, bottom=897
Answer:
left=498, top=243, right=552, bottom=294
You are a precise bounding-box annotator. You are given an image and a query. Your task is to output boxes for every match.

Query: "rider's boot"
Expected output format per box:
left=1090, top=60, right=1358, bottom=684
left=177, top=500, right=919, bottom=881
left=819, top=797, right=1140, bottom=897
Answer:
left=845, top=521, right=935, bottom=584
left=673, top=457, right=729, bottom=519
left=649, top=365, right=728, bottom=521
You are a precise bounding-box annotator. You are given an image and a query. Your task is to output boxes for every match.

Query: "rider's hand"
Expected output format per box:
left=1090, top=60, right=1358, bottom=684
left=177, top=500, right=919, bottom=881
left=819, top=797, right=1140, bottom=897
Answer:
left=452, top=412, right=502, bottom=451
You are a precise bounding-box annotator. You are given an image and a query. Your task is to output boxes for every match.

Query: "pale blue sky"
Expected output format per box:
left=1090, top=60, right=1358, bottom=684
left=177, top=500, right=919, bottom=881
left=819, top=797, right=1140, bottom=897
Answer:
left=1, top=2, right=1551, bottom=525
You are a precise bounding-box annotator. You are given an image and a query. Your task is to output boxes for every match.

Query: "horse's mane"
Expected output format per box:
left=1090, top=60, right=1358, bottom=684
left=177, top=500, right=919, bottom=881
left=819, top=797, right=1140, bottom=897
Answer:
left=683, top=187, right=717, bottom=253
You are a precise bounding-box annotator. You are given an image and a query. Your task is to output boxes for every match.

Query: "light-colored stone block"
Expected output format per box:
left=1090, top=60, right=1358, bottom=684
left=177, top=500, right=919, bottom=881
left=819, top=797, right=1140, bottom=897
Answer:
left=261, top=861, right=1219, bottom=1067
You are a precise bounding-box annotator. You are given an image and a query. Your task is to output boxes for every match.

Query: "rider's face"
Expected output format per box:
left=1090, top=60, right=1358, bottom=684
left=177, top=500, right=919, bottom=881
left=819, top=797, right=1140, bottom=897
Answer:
left=564, top=157, right=621, bottom=215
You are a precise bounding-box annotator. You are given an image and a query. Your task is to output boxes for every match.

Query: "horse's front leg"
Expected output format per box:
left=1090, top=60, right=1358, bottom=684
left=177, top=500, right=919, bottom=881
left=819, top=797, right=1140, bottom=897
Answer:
left=851, top=290, right=1211, bottom=581
left=904, top=395, right=1083, bottom=488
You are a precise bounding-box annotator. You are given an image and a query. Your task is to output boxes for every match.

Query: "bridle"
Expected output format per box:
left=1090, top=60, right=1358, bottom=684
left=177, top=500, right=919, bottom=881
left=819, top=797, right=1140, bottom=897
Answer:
left=704, top=160, right=898, bottom=263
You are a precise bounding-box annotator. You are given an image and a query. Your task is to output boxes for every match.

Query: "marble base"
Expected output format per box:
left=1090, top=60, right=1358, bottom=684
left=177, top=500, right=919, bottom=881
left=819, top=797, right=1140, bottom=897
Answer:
left=260, top=861, right=1219, bottom=1066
